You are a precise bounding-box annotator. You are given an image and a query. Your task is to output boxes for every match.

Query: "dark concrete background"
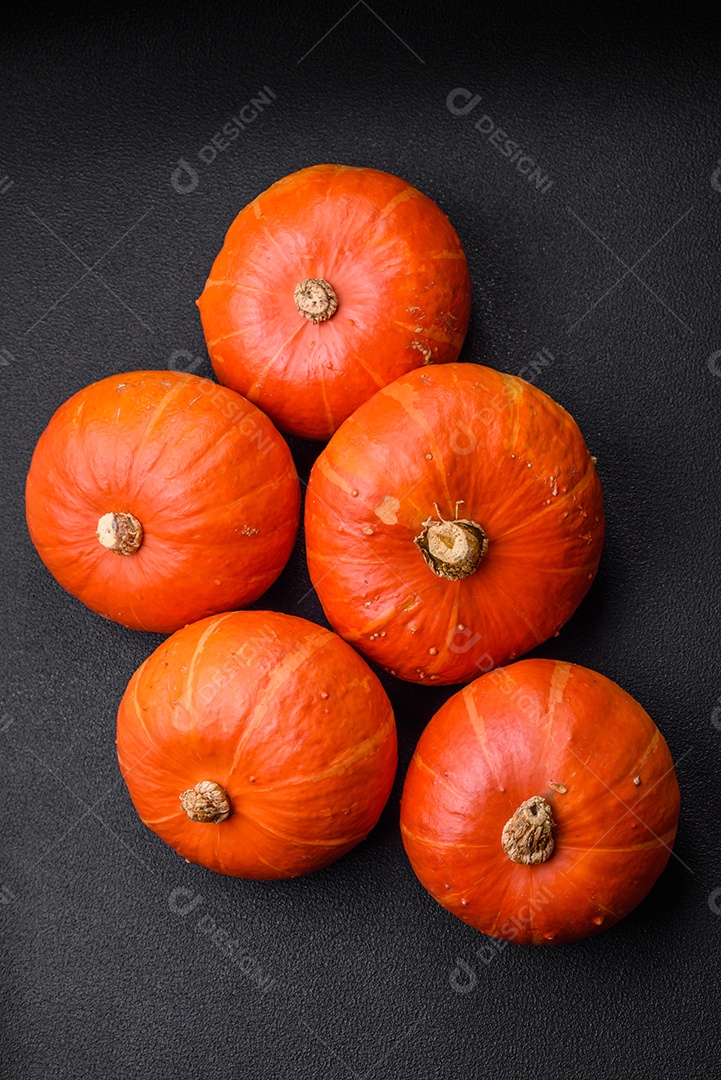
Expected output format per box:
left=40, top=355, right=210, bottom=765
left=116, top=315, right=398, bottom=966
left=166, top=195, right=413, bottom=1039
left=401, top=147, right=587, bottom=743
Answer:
left=1, top=6, right=720, bottom=1078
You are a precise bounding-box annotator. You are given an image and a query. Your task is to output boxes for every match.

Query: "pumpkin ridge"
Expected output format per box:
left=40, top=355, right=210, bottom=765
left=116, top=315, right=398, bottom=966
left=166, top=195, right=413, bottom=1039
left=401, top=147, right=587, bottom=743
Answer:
left=554, top=867, right=624, bottom=922
left=412, top=752, right=468, bottom=800
left=475, top=571, right=548, bottom=647
left=129, top=378, right=191, bottom=464
left=240, top=810, right=367, bottom=849
left=563, top=737, right=668, bottom=825
left=399, top=826, right=495, bottom=852
left=374, top=385, right=457, bottom=514
left=633, top=728, right=661, bottom=776
left=245, top=320, right=307, bottom=402
left=346, top=347, right=388, bottom=390
left=493, top=559, right=602, bottom=577
left=266, top=717, right=396, bottom=791
left=485, top=877, right=517, bottom=937
left=182, top=613, right=237, bottom=717
left=228, top=630, right=333, bottom=775
left=430, top=250, right=467, bottom=260
left=378, top=185, right=418, bottom=219
left=203, top=278, right=265, bottom=293
left=214, top=829, right=230, bottom=876
left=207, top=327, right=250, bottom=349
left=490, top=455, right=600, bottom=543
left=159, top=417, right=240, bottom=480
left=545, top=661, right=573, bottom=729
left=318, top=353, right=336, bottom=438
left=560, top=831, right=679, bottom=855
left=463, top=692, right=506, bottom=795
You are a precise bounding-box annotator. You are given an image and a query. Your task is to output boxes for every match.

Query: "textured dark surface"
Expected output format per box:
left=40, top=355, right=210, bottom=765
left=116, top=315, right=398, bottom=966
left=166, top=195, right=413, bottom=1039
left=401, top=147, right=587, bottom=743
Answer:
left=2, top=6, right=720, bottom=1078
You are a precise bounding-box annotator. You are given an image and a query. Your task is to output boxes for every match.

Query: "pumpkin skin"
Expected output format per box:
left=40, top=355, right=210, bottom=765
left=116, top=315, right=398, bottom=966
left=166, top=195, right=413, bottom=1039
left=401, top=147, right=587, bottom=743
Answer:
left=400, top=659, right=681, bottom=944
left=25, top=371, right=300, bottom=632
left=196, top=164, right=471, bottom=441
left=116, top=611, right=398, bottom=878
left=305, top=363, right=604, bottom=685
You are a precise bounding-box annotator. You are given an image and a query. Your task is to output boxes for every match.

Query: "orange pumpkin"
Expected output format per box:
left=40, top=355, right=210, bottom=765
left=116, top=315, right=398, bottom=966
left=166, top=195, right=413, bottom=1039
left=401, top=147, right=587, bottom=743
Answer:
left=305, top=363, right=604, bottom=684
left=196, top=164, right=471, bottom=441
left=25, top=371, right=299, bottom=632
left=117, top=611, right=398, bottom=878
left=400, top=659, right=681, bottom=944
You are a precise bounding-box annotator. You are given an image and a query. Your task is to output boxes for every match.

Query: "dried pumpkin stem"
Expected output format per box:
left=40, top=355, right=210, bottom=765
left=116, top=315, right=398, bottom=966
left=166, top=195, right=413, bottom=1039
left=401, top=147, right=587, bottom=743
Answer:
left=294, top=278, right=338, bottom=324
left=179, top=780, right=231, bottom=824
left=96, top=512, right=143, bottom=556
left=501, top=796, right=556, bottom=865
left=414, top=505, right=488, bottom=581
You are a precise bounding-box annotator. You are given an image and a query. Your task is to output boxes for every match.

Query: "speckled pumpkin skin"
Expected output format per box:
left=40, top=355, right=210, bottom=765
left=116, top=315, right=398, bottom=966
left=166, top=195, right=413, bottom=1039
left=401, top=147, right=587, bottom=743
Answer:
left=197, top=164, right=471, bottom=440
left=25, top=370, right=300, bottom=632
left=401, top=659, right=680, bottom=944
left=117, top=611, right=398, bottom=879
left=305, top=363, right=604, bottom=684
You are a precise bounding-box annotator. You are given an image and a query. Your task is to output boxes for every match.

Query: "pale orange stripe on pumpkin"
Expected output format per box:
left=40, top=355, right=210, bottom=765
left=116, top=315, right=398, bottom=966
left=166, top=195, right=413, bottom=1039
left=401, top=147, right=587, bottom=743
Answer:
left=228, top=629, right=332, bottom=776
left=379, top=186, right=418, bottom=219
left=182, top=612, right=237, bottom=718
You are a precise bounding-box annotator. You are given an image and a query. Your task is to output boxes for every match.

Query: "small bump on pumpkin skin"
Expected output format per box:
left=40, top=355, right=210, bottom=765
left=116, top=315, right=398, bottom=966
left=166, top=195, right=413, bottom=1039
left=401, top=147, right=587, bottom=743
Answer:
left=592, top=915, right=604, bottom=926
left=633, top=775, right=642, bottom=786
left=320, top=691, right=329, bottom=699
left=351, top=490, right=359, bottom=497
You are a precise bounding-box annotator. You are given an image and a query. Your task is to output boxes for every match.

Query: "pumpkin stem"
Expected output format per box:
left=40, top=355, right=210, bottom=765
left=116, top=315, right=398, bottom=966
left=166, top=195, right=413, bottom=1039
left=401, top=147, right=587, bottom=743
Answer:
left=96, top=512, right=143, bottom=556
left=180, top=781, right=231, bottom=824
left=414, top=505, right=487, bottom=580
left=501, top=796, right=556, bottom=865
left=294, top=278, right=338, bottom=324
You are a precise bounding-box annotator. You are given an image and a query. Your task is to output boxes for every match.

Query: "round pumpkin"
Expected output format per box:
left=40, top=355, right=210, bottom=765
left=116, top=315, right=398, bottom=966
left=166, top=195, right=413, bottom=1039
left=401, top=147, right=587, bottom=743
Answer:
left=400, top=659, right=680, bottom=944
left=196, top=164, right=471, bottom=441
left=117, top=611, right=398, bottom=878
left=305, top=363, right=604, bottom=685
left=25, top=370, right=300, bottom=632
